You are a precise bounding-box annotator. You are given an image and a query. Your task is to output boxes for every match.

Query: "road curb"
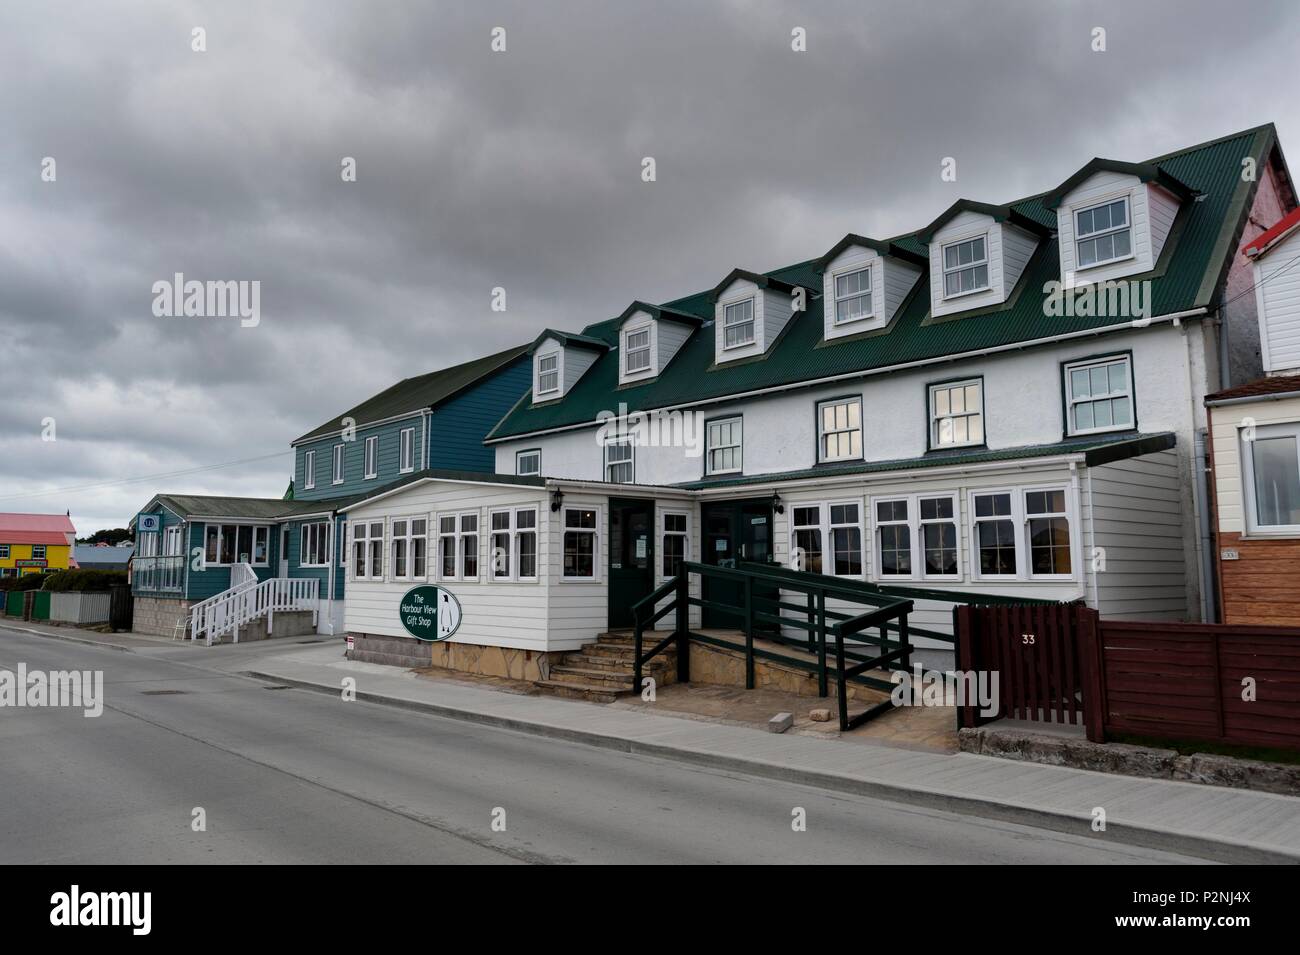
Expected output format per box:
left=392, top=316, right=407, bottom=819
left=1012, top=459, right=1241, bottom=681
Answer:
left=243, top=669, right=1300, bottom=865
left=0, top=622, right=137, bottom=653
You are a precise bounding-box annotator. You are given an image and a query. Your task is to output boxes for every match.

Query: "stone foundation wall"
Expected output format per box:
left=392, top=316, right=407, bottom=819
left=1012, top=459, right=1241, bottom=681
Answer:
left=346, top=633, right=561, bottom=679
left=132, top=596, right=192, bottom=637
left=688, top=641, right=884, bottom=702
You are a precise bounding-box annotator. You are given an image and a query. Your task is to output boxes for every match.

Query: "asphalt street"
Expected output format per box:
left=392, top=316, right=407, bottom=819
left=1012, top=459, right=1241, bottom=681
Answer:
left=0, top=627, right=1210, bottom=864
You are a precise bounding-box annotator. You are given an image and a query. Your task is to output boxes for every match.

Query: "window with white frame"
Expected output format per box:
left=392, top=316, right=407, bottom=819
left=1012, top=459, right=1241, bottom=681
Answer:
left=388, top=517, right=427, bottom=580
left=537, top=352, right=560, bottom=396
left=942, top=235, right=989, bottom=298
left=833, top=268, right=872, bottom=324
left=300, top=521, right=332, bottom=567
left=1242, top=422, right=1300, bottom=533
left=722, top=298, right=755, bottom=349
left=33, top=544, right=47, bottom=559
left=1065, top=355, right=1133, bottom=434
left=436, top=513, right=479, bottom=581
left=972, top=492, right=1017, bottom=577
left=0, top=545, right=9, bottom=559
left=515, top=509, right=538, bottom=580
left=399, top=427, right=415, bottom=473
left=829, top=503, right=863, bottom=576
left=919, top=495, right=959, bottom=577
left=791, top=505, right=823, bottom=574
left=1026, top=490, right=1072, bottom=576
left=818, top=397, right=862, bottom=462
left=138, top=534, right=159, bottom=557
left=516, top=449, right=541, bottom=476
left=1074, top=197, right=1132, bottom=269
left=662, top=511, right=688, bottom=577
left=624, top=326, right=652, bottom=374
left=351, top=521, right=384, bottom=580
left=203, top=524, right=269, bottom=566
left=562, top=507, right=598, bottom=579
left=304, top=450, right=316, bottom=489
left=874, top=499, right=911, bottom=577
left=706, top=417, right=742, bottom=475
left=332, top=444, right=345, bottom=484
left=929, top=379, right=984, bottom=448
left=364, top=435, right=378, bottom=479
left=163, top=525, right=183, bottom=556
left=605, top=439, right=634, bottom=484
left=490, top=510, right=512, bottom=578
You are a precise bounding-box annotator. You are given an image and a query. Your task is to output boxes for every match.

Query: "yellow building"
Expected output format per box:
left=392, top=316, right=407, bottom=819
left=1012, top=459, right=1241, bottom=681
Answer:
left=0, top=512, right=76, bottom=578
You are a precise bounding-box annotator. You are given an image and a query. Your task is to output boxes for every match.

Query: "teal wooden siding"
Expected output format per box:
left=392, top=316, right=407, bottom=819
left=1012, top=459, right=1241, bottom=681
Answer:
left=184, top=522, right=280, bottom=600
left=130, top=506, right=187, bottom=598
left=293, top=414, right=425, bottom=502
left=284, top=515, right=347, bottom=600
left=429, top=356, right=531, bottom=470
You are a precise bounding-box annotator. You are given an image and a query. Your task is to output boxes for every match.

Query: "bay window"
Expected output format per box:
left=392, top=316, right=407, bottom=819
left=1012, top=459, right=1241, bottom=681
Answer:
left=1026, top=490, right=1072, bottom=576
left=874, top=499, right=911, bottom=577
left=203, top=524, right=269, bottom=566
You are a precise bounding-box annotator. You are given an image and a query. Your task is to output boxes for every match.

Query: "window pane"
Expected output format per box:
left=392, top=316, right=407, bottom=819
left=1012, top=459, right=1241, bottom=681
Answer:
left=1075, top=401, right=1094, bottom=431
left=833, top=527, right=862, bottom=575
left=1253, top=436, right=1300, bottom=526
left=879, top=526, right=911, bottom=574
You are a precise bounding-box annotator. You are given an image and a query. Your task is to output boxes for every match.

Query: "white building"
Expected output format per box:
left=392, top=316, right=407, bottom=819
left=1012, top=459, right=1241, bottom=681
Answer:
left=344, top=125, right=1297, bottom=675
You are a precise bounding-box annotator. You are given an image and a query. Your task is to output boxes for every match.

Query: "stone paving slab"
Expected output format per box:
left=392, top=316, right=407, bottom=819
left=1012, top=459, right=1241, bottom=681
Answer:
left=243, top=645, right=1300, bottom=864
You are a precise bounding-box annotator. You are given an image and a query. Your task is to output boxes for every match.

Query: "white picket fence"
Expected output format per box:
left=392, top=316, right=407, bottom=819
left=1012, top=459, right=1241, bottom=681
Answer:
left=48, top=592, right=111, bottom=625
left=189, top=566, right=318, bottom=646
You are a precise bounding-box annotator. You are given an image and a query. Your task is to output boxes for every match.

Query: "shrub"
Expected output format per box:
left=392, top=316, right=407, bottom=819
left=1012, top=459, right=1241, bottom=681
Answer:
left=41, top=569, right=128, bottom=592
left=0, top=572, right=52, bottom=592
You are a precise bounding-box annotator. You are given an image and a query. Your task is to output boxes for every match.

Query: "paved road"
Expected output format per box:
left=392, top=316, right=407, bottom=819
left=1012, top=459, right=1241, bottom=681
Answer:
left=0, top=628, right=1209, bottom=864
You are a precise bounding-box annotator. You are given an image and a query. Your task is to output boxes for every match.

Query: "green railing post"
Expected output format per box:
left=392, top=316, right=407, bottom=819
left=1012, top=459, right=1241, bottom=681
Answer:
left=676, top=571, right=690, bottom=683
left=806, top=591, right=815, bottom=652
left=899, top=612, right=911, bottom=673
left=744, top=574, right=754, bottom=690
left=816, top=588, right=828, bottom=698
left=834, top=623, right=848, bottom=731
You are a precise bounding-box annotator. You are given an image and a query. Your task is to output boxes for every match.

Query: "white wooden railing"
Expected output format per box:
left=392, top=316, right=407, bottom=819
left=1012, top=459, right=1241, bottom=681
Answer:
left=189, top=568, right=318, bottom=646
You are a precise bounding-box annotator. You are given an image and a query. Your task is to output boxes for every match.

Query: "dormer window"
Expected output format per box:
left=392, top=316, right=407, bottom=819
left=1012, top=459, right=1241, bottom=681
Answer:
left=624, top=327, right=652, bottom=374
left=942, top=236, right=989, bottom=298
left=723, top=299, right=755, bottom=349
left=834, top=269, right=872, bottom=324
left=1075, top=198, right=1132, bottom=269
left=537, top=352, right=559, bottom=396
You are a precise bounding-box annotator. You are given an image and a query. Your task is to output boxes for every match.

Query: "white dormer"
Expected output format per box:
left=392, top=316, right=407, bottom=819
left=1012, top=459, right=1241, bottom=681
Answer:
left=1046, top=159, right=1192, bottom=289
left=817, top=235, right=925, bottom=341
left=711, top=269, right=806, bottom=365
left=530, top=330, right=607, bottom=404
left=921, top=201, right=1046, bottom=319
left=615, top=302, right=702, bottom=385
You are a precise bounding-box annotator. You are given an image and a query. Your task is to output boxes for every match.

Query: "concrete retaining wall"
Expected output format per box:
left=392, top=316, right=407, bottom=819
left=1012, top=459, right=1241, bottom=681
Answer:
left=133, top=596, right=193, bottom=637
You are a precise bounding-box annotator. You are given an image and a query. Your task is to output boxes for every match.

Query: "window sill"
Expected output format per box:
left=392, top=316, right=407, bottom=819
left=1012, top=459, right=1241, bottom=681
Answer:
left=941, top=285, right=992, bottom=302
left=558, top=576, right=599, bottom=584
left=1072, top=252, right=1135, bottom=273
left=1066, top=425, right=1136, bottom=439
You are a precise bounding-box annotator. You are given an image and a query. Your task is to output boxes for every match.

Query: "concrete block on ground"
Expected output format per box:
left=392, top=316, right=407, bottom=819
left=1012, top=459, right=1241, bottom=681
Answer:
left=767, top=712, right=793, bottom=734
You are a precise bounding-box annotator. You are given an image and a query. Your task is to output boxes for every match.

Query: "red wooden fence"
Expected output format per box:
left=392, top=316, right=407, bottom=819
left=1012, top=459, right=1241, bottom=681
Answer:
left=954, top=603, right=1087, bottom=729
left=956, top=606, right=1300, bottom=751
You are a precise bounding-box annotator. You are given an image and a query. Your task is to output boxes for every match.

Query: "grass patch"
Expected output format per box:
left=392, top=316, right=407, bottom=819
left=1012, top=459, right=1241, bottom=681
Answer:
left=1111, top=732, right=1300, bottom=766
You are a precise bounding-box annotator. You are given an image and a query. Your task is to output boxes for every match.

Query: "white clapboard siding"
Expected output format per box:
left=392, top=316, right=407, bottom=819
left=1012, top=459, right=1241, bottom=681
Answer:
left=1210, top=392, right=1300, bottom=532
left=1084, top=450, right=1189, bottom=620
left=1255, top=228, right=1300, bottom=374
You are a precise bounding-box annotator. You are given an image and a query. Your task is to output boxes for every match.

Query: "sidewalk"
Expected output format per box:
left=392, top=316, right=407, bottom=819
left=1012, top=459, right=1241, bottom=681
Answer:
left=244, top=644, right=1300, bottom=864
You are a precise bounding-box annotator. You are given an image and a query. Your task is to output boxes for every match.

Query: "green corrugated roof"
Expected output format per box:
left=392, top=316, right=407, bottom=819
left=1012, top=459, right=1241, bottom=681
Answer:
left=152, top=494, right=334, bottom=520
left=490, top=125, right=1281, bottom=442
left=674, top=432, right=1176, bottom=490
left=294, top=344, right=529, bottom=444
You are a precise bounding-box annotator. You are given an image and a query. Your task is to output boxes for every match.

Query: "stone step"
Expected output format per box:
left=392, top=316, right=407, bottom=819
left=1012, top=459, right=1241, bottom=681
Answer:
left=581, top=641, right=677, bottom=660
left=532, top=679, right=626, bottom=704
left=550, top=665, right=637, bottom=688
left=563, top=652, right=669, bottom=672
left=596, top=631, right=674, bottom=646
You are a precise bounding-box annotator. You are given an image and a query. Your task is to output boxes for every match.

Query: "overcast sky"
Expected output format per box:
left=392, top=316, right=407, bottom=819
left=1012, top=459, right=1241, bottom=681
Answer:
left=1, top=0, right=1298, bottom=535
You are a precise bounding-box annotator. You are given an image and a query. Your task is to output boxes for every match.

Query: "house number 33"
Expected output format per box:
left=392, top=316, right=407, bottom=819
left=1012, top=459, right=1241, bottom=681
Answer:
left=1021, top=633, right=1036, bottom=645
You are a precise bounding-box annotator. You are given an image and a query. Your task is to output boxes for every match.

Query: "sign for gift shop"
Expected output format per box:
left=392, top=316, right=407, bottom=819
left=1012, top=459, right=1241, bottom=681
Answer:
left=398, top=586, right=462, bottom=642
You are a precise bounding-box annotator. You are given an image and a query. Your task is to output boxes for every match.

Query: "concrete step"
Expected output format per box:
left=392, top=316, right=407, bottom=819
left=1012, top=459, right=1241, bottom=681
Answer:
left=550, top=665, right=637, bottom=689
left=532, top=679, right=626, bottom=704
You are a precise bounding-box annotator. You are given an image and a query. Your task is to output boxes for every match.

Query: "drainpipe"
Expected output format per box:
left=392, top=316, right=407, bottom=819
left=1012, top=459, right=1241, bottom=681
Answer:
left=1181, top=323, right=1211, bottom=623
left=326, top=513, right=337, bottom=636
left=1194, top=427, right=1220, bottom=624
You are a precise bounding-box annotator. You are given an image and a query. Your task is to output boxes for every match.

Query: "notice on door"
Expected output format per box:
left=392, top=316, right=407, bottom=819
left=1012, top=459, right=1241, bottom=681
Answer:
left=399, top=585, right=462, bottom=642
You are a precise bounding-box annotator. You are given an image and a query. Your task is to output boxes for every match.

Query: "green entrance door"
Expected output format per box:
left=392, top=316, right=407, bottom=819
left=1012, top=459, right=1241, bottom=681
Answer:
left=700, top=499, right=775, bottom=628
left=608, top=499, right=655, bottom=629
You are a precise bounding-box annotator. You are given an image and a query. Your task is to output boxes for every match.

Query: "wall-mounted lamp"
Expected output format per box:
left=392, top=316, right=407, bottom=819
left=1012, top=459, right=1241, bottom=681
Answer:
left=771, top=491, right=784, bottom=515
left=550, top=488, right=565, bottom=513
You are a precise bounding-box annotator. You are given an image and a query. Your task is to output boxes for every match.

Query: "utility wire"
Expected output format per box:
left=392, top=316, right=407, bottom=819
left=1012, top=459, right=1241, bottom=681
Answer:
left=0, top=450, right=292, bottom=503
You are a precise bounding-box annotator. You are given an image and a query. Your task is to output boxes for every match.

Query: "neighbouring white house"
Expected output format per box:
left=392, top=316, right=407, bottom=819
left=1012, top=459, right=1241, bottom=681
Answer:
left=343, top=125, right=1296, bottom=676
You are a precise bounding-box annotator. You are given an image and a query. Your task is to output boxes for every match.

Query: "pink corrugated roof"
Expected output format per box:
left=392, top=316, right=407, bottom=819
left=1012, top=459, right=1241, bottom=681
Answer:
left=0, top=512, right=76, bottom=545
